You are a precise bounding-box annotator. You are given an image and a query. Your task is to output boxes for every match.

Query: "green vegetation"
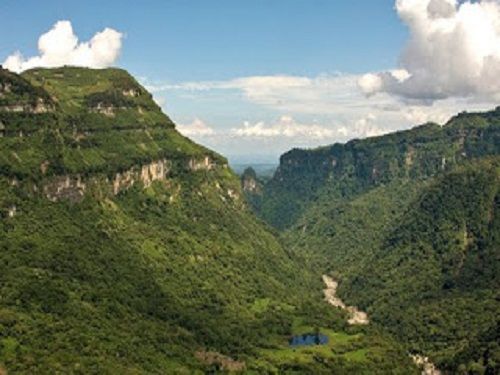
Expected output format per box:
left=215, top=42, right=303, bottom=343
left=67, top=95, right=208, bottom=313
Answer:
left=259, top=108, right=500, bottom=373
left=261, top=109, right=500, bottom=229
left=0, top=66, right=418, bottom=373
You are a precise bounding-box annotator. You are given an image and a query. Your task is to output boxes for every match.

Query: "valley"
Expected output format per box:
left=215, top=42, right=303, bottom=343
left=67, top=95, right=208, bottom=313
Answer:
left=0, top=66, right=420, bottom=374
left=0, top=65, right=498, bottom=374
left=2, top=1, right=500, bottom=373
left=247, top=107, right=500, bottom=374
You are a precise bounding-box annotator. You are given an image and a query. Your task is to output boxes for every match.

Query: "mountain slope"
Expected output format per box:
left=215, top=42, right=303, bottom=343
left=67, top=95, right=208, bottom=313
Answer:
left=338, top=159, right=500, bottom=373
left=260, top=109, right=500, bottom=373
left=0, top=67, right=418, bottom=374
left=261, top=108, right=500, bottom=229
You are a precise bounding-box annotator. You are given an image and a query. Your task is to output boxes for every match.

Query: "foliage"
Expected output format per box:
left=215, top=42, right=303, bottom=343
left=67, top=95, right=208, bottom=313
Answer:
left=262, top=109, right=500, bottom=373
left=0, top=67, right=418, bottom=373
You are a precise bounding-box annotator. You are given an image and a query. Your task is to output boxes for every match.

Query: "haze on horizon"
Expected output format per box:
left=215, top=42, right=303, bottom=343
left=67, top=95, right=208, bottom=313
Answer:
left=1, top=0, right=499, bottom=164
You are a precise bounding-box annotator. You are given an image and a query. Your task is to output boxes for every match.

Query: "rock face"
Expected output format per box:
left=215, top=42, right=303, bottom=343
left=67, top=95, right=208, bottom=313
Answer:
left=188, top=156, right=216, bottom=171
left=40, top=157, right=222, bottom=202
left=241, top=167, right=262, bottom=194
left=0, top=102, right=53, bottom=114
left=114, top=159, right=171, bottom=194
left=44, top=175, right=87, bottom=202
left=240, top=167, right=263, bottom=212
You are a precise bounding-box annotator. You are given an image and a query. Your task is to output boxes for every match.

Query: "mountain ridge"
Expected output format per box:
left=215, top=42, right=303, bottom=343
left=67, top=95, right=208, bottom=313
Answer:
left=258, top=107, right=500, bottom=229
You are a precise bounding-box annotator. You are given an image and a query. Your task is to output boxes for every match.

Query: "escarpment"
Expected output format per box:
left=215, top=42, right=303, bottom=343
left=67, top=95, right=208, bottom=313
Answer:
left=0, top=66, right=232, bottom=206
left=260, top=108, right=500, bottom=229
left=38, top=155, right=223, bottom=203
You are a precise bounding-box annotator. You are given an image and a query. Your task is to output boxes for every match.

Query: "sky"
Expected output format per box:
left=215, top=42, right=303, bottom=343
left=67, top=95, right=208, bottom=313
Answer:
left=1, top=0, right=499, bottom=164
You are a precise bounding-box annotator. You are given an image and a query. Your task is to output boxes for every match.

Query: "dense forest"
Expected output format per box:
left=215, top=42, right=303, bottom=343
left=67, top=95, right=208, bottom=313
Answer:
left=254, top=108, right=500, bottom=374
left=0, top=67, right=419, bottom=373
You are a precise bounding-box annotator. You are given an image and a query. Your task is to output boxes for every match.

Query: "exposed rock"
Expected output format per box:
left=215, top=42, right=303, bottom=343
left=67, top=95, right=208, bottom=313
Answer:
left=113, top=159, right=171, bottom=194
left=33, top=156, right=220, bottom=203
left=0, top=99, right=53, bottom=114
left=44, top=175, right=86, bottom=203
left=139, top=159, right=170, bottom=188
left=242, top=178, right=258, bottom=193
left=189, top=156, right=215, bottom=171
left=91, top=103, right=117, bottom=117
left=241, top=167, right=263, bottom=197
left=122, top=89, right=140, bottom=97
left=405, top=146, right=415, bottom=167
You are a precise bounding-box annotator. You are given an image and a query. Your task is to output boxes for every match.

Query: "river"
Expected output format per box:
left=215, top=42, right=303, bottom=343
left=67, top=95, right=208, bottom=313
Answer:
left=322, top=274, right=441, bottom=375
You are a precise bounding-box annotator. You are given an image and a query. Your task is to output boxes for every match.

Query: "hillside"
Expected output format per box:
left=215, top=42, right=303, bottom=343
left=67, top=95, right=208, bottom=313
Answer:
left=259, top=109, right=500, bottom=373
left=0, top=67, right=418, bottom=374
left=260, top=108, right=500, bottom=229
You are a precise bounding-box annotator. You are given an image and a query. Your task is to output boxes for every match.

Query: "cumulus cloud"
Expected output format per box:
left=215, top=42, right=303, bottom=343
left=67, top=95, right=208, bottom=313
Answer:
left=176, top=118, right=215, bottom=137
left=3, top=20, right=123, bottom=73
left=359, top=0, right=500, bottom=101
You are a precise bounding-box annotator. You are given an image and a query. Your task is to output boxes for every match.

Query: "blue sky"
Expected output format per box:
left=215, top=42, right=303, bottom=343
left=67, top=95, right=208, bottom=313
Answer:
left=1, top=0, right=499, bottom=163
left=0, top=0, right=404, bottom=77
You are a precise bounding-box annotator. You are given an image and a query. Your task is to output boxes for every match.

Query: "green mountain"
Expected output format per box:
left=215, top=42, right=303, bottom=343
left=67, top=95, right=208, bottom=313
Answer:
left=0, top=67, right=418, bottom=374
left=259, top=109, right=500, bottom=373
left=260, top=109, right=500, bottom=229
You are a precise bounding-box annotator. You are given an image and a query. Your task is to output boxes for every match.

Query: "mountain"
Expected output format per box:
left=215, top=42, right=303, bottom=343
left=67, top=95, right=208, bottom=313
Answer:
left=258, top=108, right=500, bottom=373
left=0, top=67, right=418, bottom=374
left=260, top=108, right=500, bottom=229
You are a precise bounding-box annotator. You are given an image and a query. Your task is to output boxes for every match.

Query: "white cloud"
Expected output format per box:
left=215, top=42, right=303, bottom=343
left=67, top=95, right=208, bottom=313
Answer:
left=3, top=20, right=123, bottom=73
left=231, top=115, right=336, bottom=139
left=176, top=118, right=215, bottom=137
left=359, top=0, right=500, bottom=101
left=229, top=114, right=390, bottom=141
left=147, top=73, right=366, bottom=115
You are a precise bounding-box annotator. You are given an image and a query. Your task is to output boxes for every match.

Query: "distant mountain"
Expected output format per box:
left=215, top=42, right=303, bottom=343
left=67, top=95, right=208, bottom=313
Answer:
left=0, top=67, right=417, bottom=374
left=257, top=108, right=500, bottom=373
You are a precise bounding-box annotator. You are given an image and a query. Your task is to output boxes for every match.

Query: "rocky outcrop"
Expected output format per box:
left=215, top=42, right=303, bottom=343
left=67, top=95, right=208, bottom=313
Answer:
left=122, top=89, right=140, bottom=97
left=0, top=99, right=53, bottom=114
left=113, top=159, right=171, bottom=194
left=41, top=157, right=221, bottom=202
left=241, top=167, right=262, bottom=194
left=188, top=156, right=216, bottom=171
left=89, top=103, right=121, bottom=117
left=42, top=160, right=171, bottom=202
left=44, top=175, right=87, bottom=203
